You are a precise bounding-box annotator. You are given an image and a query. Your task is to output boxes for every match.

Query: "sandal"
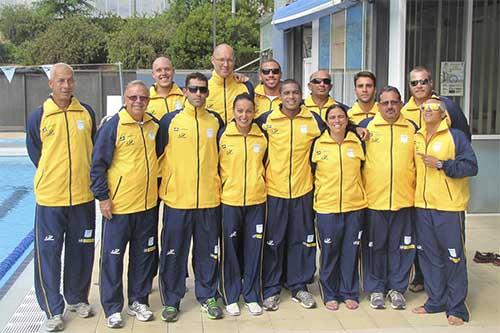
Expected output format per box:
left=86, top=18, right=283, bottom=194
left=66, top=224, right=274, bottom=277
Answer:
left=344, top=299, right=359, bottom=310
left=325, top=300, right=339, bottom=311
left=473, top=251, right=496, bottom=263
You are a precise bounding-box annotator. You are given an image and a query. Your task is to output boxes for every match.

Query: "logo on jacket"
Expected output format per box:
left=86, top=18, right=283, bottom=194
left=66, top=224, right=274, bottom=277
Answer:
left=76, top=119, right=85, bottom=130
left=119, top=135, right=134, bottom=146
left=253, top=144, right=261, bottom=153
left=44, top=235, right=55, bottom=241
left=148, top=130, right=155, bottom=140
left=400, top=134, right=409, bottom=144
left=324, top=238, right=332, bottom=244
left=166, top=249, right=176, bottom=256
left=41, top=126, right=55, bottom=137
left=346, top=148, right=355, bottom=158
left=433, top=142, right=442, bottom=152
left=300, top=124, right=308, bottom=134
left=207, top=128, right=214, bottom=138
left=110, top=249, right=121, bottom=255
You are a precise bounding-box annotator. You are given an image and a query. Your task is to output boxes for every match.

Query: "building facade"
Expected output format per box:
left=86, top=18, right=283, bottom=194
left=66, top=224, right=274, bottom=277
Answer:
left=263, top=0, right=500, bottom=214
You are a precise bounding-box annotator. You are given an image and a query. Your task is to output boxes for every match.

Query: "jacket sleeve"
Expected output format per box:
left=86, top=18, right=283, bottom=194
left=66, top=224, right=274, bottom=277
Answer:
left=90, top=116, right=118, bottom=201
left=157, top=111, right=178, bottom=158
left=244, top=81, right=255, bottom=100
left=443, top=97, right=471, bottom=142
left=311, top=111, right=327, bottom=133
left=442, top=129, right=478, bottom=178
left=26, top=107, right=43, bottom=167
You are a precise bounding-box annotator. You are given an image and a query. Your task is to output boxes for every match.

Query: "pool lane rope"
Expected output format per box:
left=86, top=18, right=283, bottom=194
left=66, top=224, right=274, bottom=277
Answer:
left=0, top=229, right=34, bottom=281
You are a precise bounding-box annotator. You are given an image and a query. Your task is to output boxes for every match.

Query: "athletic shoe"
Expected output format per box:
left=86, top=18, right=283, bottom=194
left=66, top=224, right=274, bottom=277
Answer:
left=262, top=295, right=280, bottom=311
left=201, top=298, right=223, bottom=320
left=67, top=302, right=93, bottom=318
left=369, top=292, right=385, bottom=309
left=292, top=290, right=316, bottom=309
left=245, top=302, right=263, bottom=316
left=226, top=303, right=240, bottom=316
left=127, top=301, right=153, bottom=321
left=473, top=251, right=495, bottom=263
left=387, top=290, right=406, bottom=310
left=106, top=312, right=124, bottom=328
left=45, top=314, right=64, bottom=332
left=161, top=306, right=179, bottom=322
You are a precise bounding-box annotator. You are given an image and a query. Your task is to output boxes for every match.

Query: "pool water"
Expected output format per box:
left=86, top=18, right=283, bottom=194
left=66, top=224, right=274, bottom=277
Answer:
left=0, top=156, right=36, bottom=290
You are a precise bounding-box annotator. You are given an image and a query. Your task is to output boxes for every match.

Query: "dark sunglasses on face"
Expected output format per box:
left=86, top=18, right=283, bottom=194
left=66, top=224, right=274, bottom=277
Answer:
left=310, top=78, right=332, bottom=85
left=261, top=68, right=280, bottom=75
left=410, top=78, right=430, bottom=87
left=127, top=95, right=148, bottom=102
left=187, top=86, right=208, bottom=94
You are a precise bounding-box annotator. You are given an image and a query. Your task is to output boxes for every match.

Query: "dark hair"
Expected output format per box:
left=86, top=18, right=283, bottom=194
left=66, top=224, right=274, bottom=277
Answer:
left=378, top=85, right=402, bottom=101
left=279, top=79, right=302, bottom=94
left=354, top=71, right=376, bottom=87
left=260, top=59, right=281, bottom=72
left=185, top=72, right=208, bottom=87
left=233, top=93, right=255, bottom=109
left=324, top=104, right=348, bottom=121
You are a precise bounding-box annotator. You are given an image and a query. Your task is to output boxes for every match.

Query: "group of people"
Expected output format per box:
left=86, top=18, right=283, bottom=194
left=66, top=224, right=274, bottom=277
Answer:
left=26, top=43, right=478, bottom=332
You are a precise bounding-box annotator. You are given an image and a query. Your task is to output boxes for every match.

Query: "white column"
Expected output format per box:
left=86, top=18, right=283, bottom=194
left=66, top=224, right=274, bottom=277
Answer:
left=311, top=19, right=320, bottom=73
left=388, top=0, right=406, bottom=100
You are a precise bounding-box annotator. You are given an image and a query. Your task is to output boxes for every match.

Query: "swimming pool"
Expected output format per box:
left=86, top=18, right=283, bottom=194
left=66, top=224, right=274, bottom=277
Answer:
left=0, top=155, right=36, bottom=294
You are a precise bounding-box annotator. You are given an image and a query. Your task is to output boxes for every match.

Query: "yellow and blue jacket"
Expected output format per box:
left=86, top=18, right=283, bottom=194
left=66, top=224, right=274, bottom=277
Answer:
left=255, top=105, right=326, bottom=199
left=218, top=121, right=268, bottom=206
left=359, top=113, right=417, bottom=211
left=90, top=109, right=159, bottom=214
left=304, top=95, right=348, bottom=120
left=311, top=131, right=367, bottom=213
left=207, top=71, right=254, bottom=124
left=254, top=83, right=281, bottom=117
left=347, top=101, right=379, bottom=125
left=402, top=95, right=471, bottom=141
left=26, top=96, right=96, bottom=207
left=147, top=83, right=185, bottom=120
left=157, top=102, right=224, bottom=209
left=414, top=119, right=478, bottom=211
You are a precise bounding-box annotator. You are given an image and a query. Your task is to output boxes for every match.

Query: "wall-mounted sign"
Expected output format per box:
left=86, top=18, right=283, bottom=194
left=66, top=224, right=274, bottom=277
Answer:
left=440, top=61, right=464, bottom=96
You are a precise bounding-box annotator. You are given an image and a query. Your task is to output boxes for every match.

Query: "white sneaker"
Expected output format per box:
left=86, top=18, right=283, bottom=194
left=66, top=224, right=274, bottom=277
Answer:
left=107, top=312, right=124, bottom=328
left=225, top=303, right=240, bottom=316
left=45, top=314, right=64, bottom=332
left=245, top=302, right=263, bottom=316
left=67, top=302, right=93, bottom=318
left=127, top=301, right=154, bottom=321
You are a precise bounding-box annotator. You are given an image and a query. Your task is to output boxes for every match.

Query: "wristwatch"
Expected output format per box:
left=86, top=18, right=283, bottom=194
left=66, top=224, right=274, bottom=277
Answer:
left=436, top=160, right=443, bottom=170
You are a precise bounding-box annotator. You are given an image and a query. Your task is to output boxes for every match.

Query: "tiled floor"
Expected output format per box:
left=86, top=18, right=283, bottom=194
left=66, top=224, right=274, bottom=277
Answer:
left=1, top=215, right=499, bottom=332
left=53, top=215, right=500, bottom=332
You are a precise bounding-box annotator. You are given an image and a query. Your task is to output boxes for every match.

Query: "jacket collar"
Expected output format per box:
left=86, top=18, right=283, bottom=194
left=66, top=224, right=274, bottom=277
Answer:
left=149, top=83, right=184, bottom=100
left=304, top=95, right=336, bottom=109
left=225, top=121, right=265, bottom=137
left=417, top=118, right=450, bottom=137
left=210, top=70, right=237, bottom=86
left=183, top=101, right=208, bottom=117
left=372, top=111, right=410, bottom=127
left=350, top=101, right=378, bottom=116
left=118, top=108, right=154, bottom=125
left=270, top=105, right=313, bottom=120
left=43, top=96, right=85, bottom=116
left=318, top=129, right=359, bottom=145
left=254, top=83, right=280, bottom=99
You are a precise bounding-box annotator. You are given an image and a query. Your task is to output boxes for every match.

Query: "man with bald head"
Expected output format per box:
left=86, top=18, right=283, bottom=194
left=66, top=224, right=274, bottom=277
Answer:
left=27, top=63, right=97, bottom=331
left=207, top=43, right=254, bottom=123
left=148, top=56, right=185, bottom=120
left=305, top=70, right=348, bottom=119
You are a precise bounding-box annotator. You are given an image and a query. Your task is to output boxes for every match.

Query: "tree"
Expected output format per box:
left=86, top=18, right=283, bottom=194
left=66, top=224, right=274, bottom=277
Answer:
left=19, top=15, right=107, bottom=65
left=35, top=0, right=94, bottom=18
left=0, top=42, right=15, bottom=64
left=166, top=0, right=260, bottom=69
left=107, top=16, right=174, bottom=69
left=0, top=5, right=50, bottom=46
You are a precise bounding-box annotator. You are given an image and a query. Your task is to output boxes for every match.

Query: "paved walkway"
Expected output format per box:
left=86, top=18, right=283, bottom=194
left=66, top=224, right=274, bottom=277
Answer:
left=0, top=214, right=499, bottom=333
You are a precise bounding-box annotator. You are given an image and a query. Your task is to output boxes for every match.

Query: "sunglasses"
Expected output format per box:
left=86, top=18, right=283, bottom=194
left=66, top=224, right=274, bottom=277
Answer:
left=410, top=78, right=430, bottom=87
left=127, top=95, right=148, bottom=102
left=310, top=78, right=332, bottom=85
left=379, top=100, right=401, bottom=107
left=187, top=86, right=208, bottom=94
left=261, top=68, right=280, bottom=75
left=421, top=103, right=442, bottom=112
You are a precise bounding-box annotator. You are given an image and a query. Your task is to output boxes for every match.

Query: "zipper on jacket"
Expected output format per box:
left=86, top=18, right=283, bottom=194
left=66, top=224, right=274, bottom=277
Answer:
left=422, top=141, right=429, bottom=208
left=139, top=124, right=150, bottom=210
left=289, top=119, right=293, bottom=199
left=195, top=108, right=200, bottom=208
left=63, top=112, right=73, bottom=206
left=444, top=179, right=453, bottom=201
left=243, top=136, right=248, bottom=206
left=389, top=125, right=393, bottom=210
left=112, top=176, right=123, bottom=200
left=338, top=144, right=343, bottom=213
left=164, top=98, right=170, bottom=113
left=223, top=79, right=227, bottom=123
